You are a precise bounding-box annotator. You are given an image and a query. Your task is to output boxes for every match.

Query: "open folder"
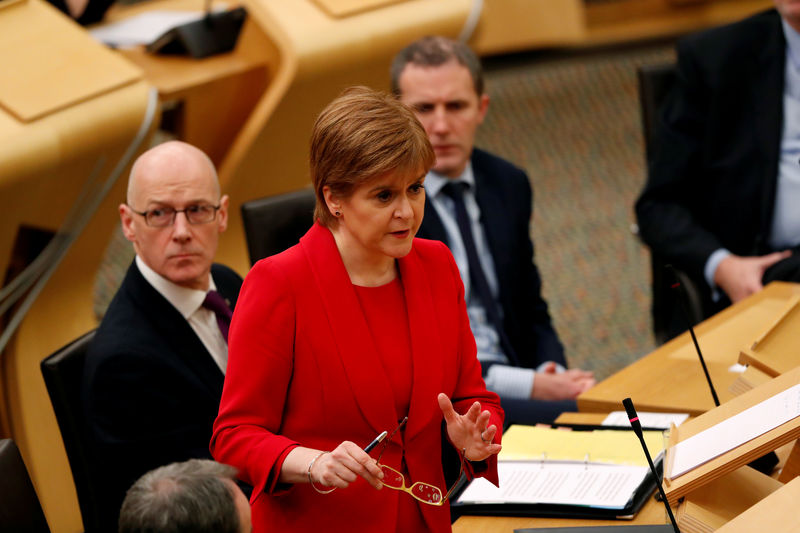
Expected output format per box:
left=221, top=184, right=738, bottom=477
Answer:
left=452, top=424, right=665, bottom=519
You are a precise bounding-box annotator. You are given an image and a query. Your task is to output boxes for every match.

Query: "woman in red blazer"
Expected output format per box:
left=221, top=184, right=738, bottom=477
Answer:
left=211, top=87, right=504, bottom=532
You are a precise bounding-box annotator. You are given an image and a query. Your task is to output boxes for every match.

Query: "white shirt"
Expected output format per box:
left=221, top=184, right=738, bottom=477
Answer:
left=425, top=165, right=540, bottom=399
left=135, top=255, right=228, bottom=373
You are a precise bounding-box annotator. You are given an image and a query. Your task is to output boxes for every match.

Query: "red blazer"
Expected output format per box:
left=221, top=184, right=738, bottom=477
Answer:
left=211, top=223, right=503, bottom=532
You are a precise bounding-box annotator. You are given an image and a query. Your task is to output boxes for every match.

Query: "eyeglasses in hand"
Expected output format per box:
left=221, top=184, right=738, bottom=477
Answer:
left=375, top=417, right=465, bottom=506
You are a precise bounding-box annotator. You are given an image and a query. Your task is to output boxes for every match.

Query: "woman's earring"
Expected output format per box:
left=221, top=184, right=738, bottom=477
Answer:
left=334, top=211, right=341, bottom=217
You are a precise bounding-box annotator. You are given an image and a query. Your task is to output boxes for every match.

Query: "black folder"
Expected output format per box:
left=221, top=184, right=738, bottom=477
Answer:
left=450, top=424, right=663, bottom=521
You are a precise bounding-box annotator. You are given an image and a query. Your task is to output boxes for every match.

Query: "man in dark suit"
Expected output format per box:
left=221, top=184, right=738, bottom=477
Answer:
left=83, top=141, right=242, bottom=530
left=636, top=3, right=800, bottom=334
left=391, top=36, right=594, bottom=423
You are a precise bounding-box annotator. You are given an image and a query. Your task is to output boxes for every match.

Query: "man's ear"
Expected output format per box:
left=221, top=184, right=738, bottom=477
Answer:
left=476, top=93, right=490, bottom=124
left=322, top=186, right=342, bottom=217
left=119, top=204, right=137, bottom=243
left=217, top=194, right=230, bottom=233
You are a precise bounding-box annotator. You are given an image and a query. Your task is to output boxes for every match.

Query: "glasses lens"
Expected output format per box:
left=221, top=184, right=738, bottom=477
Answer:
left=146, top=207, right=174, bottom=227
left=186, top=205, right=217, bottom=224
left=410, top=482, right=443, bottom=504
left=379, top=465, right=405, bottom=489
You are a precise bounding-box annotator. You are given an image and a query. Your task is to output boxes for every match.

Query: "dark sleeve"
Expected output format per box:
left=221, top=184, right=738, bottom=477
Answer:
left=516, top=170, right=566, bottom=368
left=83, top=348, right=217, bottom=523
left=634, top=37, right=726, bottom=283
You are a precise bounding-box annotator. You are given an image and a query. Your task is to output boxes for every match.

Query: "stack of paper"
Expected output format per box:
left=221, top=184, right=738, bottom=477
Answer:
left=455, top=424, right=665, bottom=512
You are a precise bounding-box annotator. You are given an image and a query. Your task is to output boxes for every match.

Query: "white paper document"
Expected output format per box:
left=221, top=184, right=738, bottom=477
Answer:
left=669, top=383, right=800, bottom=479
left=90, top=11, right=208, bottom=48
left=602, top=411, right=689, bottom=430
left=456, top=462, right=649, bottom=509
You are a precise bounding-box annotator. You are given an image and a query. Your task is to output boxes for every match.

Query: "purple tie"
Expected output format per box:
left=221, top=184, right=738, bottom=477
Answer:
left=202, top=290, right=233, bottom=342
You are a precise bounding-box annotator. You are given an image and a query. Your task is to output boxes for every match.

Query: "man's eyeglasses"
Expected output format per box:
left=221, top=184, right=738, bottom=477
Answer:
left=129, top=204, right=220, bottom=227
left=375, top=417, right=465, bottom=506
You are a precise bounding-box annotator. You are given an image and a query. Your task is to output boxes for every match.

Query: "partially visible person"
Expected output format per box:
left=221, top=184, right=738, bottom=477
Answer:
left=211, top=86, right=503, bottom=532
left=391, top=36, right=594, bottom=424
left=119, top=459, right=251, bottom=533
left=48, top=0, right=114, bottom=25
left=83, top=141, right=242, bottom=530
left=636, top=2, right=800, bottom=339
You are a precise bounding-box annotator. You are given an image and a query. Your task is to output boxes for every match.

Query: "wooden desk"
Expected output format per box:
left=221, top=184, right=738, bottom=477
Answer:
left=101, top=0, right=272, bottom=166
left=578, top=281, right=800, bottom=416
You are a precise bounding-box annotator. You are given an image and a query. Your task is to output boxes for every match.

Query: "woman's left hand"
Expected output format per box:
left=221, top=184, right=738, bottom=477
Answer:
left=438, top=393, right=502, bottom=462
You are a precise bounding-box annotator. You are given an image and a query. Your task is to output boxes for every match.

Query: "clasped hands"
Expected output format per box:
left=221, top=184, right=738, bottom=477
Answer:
left=531, top=361, right=595, bottom=401
left=305, top=392, right=501, bottom=491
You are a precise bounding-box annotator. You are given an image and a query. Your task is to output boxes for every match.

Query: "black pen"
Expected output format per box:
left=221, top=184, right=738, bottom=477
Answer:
left=364, top=430, right=388, bottom=453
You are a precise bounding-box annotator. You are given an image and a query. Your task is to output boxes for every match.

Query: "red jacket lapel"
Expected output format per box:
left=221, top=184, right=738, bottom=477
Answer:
left=299, top=223, right=397, bottom=434
left=397, top=245, right=446, bottom=442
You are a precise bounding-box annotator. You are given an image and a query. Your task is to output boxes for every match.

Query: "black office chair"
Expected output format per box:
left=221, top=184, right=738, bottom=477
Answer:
left=240, top=188, right=316, bottom=265
left=40, top=330, right=108, bottom=533
left=637, top=63, right=709, bottom=345
left=0, top=439, right=51, bottom=533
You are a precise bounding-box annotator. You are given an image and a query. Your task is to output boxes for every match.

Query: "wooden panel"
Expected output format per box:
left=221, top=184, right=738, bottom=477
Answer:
left=0, top=0, right=141, bottom=122
left=469, top=0, right=585, bottom=55
left=716, top=477, right=800, bottom=532
left=578, top=282, right=800, bottom=416
left=584, top=0, right=773, bottom=45
left=312, top=0, right=409, bottom=18
left=739, top=296, right=800, bottom=377
left=675, top=466, right=782, bottom=532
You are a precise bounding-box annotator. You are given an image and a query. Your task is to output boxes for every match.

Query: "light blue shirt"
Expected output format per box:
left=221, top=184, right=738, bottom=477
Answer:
left=425, top=165, right=538, bottom=399
left=704, top=19, right=800, bottom=288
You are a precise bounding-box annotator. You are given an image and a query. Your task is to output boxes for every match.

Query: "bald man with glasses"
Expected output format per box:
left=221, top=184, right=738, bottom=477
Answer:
left=82, top=141, right=243, bottom=531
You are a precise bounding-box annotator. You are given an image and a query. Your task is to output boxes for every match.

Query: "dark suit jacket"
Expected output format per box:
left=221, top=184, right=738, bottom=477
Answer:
left=83, top=261, right=242, bottom=530
left=417, top=148, right=566, bottom=370
left=211, top=223, right=502, bottom=533
left=636, top=9, right=785, bottom=293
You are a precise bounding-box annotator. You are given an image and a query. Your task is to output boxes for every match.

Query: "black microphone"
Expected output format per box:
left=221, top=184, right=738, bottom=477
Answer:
left=665, top=265, right=720, bottom=407
left=623, top=397, right=681, bottom=533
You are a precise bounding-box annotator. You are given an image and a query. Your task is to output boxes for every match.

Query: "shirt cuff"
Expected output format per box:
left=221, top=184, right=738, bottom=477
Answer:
left=704, top=248, right=731, bottom=301
left=484, top=365, right=535, bottom=399
left=535, top=361, right=566, bottom=373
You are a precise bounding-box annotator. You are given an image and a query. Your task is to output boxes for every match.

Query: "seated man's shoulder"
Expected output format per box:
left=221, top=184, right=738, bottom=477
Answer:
left=211, top=263, right=243, bottom=286
left=681, top=8, right=781, bottom=59
left=86, top=304, right=170, bottom=378
left=473, top=147, right=526, bottom=177
left=472, top=147, right=532, bottom=197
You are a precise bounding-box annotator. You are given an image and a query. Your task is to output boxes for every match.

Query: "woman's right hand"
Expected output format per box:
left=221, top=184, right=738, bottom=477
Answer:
left=287, top=443, right=385, bottom=490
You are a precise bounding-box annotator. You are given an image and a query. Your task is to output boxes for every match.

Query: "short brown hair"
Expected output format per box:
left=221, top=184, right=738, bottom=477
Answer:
left=390, top=36, right=484, bottom=96
left=310, top=86, right=435, bottom=226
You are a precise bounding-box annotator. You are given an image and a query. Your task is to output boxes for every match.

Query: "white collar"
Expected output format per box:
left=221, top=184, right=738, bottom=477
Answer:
left=135, top=255, right=215, bottom=319
left=425, top=162, right=476, bottom=198
left=783, top=18, right=800, bottom=71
